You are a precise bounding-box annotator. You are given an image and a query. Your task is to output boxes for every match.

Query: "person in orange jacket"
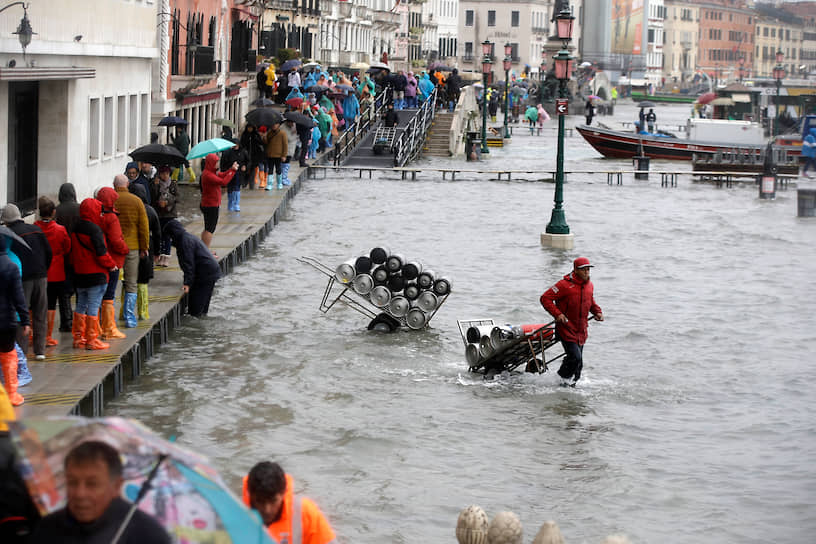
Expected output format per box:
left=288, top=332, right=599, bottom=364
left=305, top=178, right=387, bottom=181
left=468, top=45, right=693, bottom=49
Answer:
left=242, top=461, right=336, bottom=544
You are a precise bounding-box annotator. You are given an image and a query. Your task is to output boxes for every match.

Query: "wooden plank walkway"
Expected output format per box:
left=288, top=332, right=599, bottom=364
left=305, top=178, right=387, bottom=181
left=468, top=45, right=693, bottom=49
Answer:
left=308, top=164, right=800, bottom=185
left=15, top=164, right=310, bottom=419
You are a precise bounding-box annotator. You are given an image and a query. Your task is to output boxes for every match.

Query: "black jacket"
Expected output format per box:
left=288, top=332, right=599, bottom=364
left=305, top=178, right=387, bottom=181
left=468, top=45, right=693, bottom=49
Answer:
left=163, top=220, right=221, bottom=286
left=0, top=240, right=29, bottom=329
left=30, top=497, right=171, bottom=544
left=0, top=434, right=40, bottom=542
left=5, top=221, right=51, bottom=281
left=56, top=183, right=81, bottom=235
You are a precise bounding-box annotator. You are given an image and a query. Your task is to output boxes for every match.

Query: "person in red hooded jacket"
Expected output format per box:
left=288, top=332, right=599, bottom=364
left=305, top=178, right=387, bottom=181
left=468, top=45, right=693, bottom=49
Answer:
left=199, top=153, right=237, bottom=249
left=69, top=199, right=118, bottom=351
left=95, top=187, right=129, bottom=340
left=540, top=257, right=603, bottom=387
left=34, top=196, right=71, bottom=348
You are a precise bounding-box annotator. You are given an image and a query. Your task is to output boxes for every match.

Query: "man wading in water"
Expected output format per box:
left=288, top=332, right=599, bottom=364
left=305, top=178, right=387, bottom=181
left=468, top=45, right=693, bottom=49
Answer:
left=540, top=257, right=603, bottom=387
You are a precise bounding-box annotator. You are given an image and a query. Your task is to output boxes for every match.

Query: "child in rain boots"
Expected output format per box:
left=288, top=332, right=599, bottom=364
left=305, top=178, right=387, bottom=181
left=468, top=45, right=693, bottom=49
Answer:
left=34, top=196, right=71, bottom=349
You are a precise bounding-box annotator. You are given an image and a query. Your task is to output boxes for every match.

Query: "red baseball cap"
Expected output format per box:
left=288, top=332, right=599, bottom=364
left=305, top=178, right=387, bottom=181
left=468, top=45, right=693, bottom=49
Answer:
left=573, top=257, right=593, bottom=269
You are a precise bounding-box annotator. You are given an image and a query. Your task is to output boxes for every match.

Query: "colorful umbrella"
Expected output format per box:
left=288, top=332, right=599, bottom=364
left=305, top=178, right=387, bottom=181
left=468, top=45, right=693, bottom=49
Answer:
left=696, top=91, right=716, bottom=105
left=186, top=138, right=236, bottom=160
left=129, top=144, right=187, bottom=167
left=588, top=95, right=601, bottom=100
left=9, top=417, right=277, bottom=544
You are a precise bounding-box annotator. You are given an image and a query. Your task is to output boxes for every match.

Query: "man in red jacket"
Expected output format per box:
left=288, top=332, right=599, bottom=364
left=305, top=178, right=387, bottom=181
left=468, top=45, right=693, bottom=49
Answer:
left=199, top=153, right=237, bottom=249
left=540, top=257, right=603, bottom=387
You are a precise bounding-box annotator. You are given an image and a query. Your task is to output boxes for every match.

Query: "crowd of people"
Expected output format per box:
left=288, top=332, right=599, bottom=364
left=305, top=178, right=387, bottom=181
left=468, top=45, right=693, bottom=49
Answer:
left=0, top=152, right=231, bottom=406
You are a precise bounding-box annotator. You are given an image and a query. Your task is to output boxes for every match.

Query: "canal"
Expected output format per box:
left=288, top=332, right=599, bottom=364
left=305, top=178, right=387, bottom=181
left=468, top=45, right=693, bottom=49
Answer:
left=108, top=102, right=816, bottom=544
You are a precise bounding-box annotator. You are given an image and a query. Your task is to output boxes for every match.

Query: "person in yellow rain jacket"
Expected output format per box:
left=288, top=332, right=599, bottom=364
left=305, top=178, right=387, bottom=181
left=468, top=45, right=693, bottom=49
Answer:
left=242, top=462, right=336, bottom=544
left=265, top=65, right=277, bottom=97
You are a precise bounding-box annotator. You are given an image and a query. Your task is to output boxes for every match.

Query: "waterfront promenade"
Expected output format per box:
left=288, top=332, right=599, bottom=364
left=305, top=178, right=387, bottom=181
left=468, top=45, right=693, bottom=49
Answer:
left=15, top=164, right=311, bottom=419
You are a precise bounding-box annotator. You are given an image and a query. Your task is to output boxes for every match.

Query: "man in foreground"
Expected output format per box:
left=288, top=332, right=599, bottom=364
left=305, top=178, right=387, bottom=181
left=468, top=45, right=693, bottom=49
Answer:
left=540, top=257, right=603, bottom=387
left=31, top=440, right=171, bottom=543
left=243, top=461, right=336, bottom=544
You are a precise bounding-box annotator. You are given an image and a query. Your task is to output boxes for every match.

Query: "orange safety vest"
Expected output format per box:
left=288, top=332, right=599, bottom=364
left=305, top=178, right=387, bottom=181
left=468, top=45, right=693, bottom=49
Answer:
left=242, top=474, right=336, bottom=544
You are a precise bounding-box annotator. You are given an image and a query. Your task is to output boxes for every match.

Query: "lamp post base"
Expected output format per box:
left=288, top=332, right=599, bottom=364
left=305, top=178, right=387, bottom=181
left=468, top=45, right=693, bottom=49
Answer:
left=540, top=232, right=575, bottom=249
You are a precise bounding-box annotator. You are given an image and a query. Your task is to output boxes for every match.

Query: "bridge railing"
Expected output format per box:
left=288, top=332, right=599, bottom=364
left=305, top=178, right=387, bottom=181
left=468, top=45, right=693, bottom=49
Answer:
left=393, top=88, right=437, bottom=167
left=332, top=88, right=392, bottom=166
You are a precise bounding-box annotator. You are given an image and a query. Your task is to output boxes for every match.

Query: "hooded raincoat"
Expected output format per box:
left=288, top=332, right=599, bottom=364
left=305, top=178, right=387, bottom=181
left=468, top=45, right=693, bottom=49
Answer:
left=200, top=153, right=236, bottom=208
left=540, top=271, right=602, bottom=345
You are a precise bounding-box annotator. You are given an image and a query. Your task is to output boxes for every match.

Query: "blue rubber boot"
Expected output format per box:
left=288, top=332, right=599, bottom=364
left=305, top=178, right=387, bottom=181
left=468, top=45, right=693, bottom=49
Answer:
left=281, top=163, right=291, bottom=186
left=124, top=292, right=138, bottom=328
left=16, top=343, right=32, bottom=387
left=276, top=174, right=283, bottom=189
left=234, top=191, right=241, bottom=211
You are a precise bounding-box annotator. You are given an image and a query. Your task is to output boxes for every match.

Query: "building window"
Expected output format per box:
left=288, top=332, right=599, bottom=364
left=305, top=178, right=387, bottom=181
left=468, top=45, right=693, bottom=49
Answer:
left=129, top=95, right=138, bottom=149
left=511, top=11, right=519, bottom=27
left=116, top=96, right=126, bottom=154
left=103, top=97, right=113, bottom=158
left=488, top=10, right=495, bottom=27
left=464, top=41, right=473, bottom=60
left=465, top=10, right=473, bottom=26
left=89, top=98, right=100, bottom=161
left=140, top=94, right=149, bottom=148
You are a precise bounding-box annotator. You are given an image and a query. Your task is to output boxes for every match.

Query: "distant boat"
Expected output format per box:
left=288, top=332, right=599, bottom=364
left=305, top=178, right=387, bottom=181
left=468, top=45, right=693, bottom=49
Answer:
left=630, top=90, right=698, bottom=104
left=576, top=124, right=761, bottom=160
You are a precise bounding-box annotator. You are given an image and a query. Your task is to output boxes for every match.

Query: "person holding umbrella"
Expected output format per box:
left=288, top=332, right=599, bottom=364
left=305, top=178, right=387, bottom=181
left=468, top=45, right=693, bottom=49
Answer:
left=170, top=124, right=195, bottom=183
left=240, top=123, right=265, bottom=190
left=262, top=122, right=288, bottom=190
left=199, top=153, right=237, bottom=249
left=585, top=97, right=595, bottom=126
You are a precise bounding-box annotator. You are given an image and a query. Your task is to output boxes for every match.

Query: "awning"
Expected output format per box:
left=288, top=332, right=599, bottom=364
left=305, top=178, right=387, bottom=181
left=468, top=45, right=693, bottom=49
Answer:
left=0, top=66, right=95, bottom=81
left=711, top=97, right=735, bottom=106
left=731, top=93, right=751, bottom=103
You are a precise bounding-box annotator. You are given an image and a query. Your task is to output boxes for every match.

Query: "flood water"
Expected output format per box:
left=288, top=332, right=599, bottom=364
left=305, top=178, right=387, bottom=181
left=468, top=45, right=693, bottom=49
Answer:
left=108, top=102, right=816, bottom=544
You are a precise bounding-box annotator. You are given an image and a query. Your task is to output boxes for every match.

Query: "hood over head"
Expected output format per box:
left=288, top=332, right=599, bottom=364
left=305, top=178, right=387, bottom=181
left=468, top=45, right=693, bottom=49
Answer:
left=58, top=182, right=78, bottom=204
left=79, top=198, right=105, bottom=226
left=0, top=203, right=22, bottom=224
left=95, top=186, right=119, bottom=211
left=125, top=161, right=139, bottom=173
left=204, top=153, right=219, bottom=172
left=162, top=218, right=186, bottom=245
left=130, top=183, right=149, bottom=206
left=810, top=128, right=816, bottom=138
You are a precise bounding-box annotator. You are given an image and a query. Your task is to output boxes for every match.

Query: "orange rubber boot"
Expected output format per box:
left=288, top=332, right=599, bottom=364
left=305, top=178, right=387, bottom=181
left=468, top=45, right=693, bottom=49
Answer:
left=46, top=310, right=59, bottom=346
left=100, top=300, right=126, bottom=339
left=72, top=312, right=87, bottom=349
left=0, top=351, right=24, bottom=406
left=84, top=315, right=109, bottom=350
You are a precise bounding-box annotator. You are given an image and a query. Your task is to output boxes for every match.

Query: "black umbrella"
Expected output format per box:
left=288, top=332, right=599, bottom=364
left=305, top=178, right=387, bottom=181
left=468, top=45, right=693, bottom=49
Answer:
left=245, top=108, right=284, bottom=128
left=281, top=59, right=302, bottom=72
left=638, top=100, right=657, bottom=108
left=250, top=97, right=275, bottom=107
left=283, top=111, right=316, bottom=127
left=307, top=85, right=329, bottom=95
left=158, top=116, right=188, bottom=127
left=0, top=225, right=30, bottom=250
left=129, top=144, right=187, bottom=167
left=429, top=64, right=454, bottom=72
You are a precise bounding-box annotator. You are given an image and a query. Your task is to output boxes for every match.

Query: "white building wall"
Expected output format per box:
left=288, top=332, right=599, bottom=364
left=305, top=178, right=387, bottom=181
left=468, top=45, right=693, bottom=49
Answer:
left=0, top=0, right=157, bottom=206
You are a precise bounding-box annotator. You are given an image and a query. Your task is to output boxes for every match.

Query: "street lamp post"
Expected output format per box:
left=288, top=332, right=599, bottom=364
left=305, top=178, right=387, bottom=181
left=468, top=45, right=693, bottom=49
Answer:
left=544, top=6, right=575, bottom=242
left=502, top=43, right=512, bottom=139
left=0, top=2, right=35, bottom=59
left=480, top=40, right=492, bottom=155
left=738, top=56, right=745, bottom=83
left=772, top=50, right=786, bottom=137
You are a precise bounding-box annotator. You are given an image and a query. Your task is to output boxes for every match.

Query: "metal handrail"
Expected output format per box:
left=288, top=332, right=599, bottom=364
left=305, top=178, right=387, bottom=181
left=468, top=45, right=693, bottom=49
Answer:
left=332, top=87, right=392, bottom=166
left=393, top=88, right=437, bottom=167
